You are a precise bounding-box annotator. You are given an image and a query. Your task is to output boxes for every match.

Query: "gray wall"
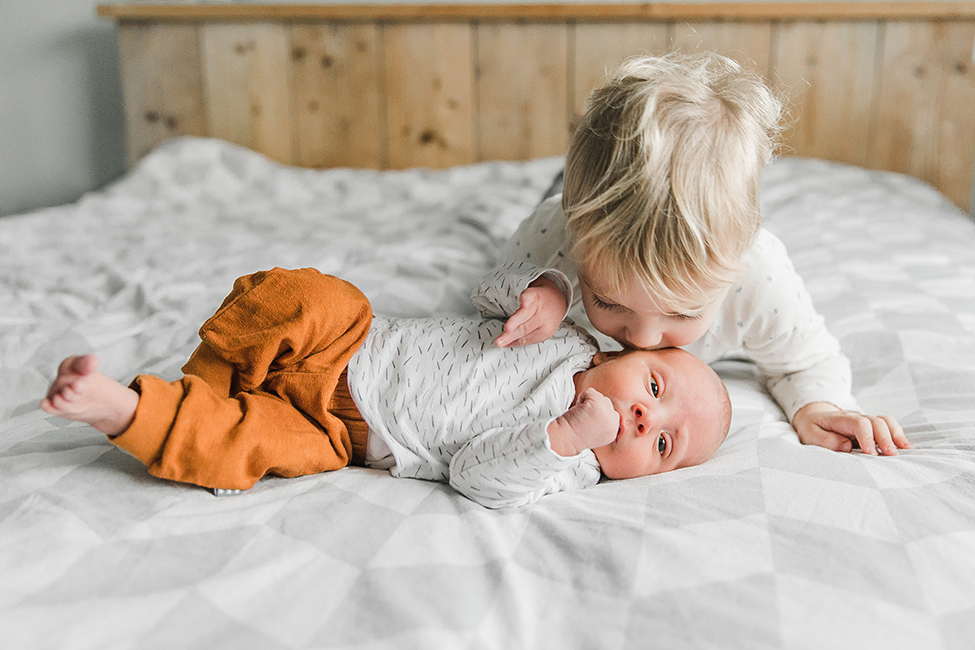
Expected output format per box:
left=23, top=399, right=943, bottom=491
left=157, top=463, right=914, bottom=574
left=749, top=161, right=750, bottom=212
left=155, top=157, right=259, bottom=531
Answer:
left=0, top=0, right=126, bottom=217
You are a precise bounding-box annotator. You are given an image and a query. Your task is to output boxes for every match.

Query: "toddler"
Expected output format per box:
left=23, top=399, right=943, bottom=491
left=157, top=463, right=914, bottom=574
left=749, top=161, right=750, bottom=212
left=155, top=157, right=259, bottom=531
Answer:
left=492, top=51, right=912, bottom=456
left=41, top=263, right=731, bottom=509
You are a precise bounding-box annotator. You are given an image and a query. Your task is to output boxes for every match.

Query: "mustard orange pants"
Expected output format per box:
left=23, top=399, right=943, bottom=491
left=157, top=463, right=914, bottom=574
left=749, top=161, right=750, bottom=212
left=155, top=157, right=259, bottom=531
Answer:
left=110, top=268, right=372, bottom=490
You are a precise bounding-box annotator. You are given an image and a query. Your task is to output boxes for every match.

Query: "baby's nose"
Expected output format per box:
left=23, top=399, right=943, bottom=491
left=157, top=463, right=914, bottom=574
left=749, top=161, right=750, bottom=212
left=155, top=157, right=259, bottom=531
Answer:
left=632, top=403, right=653, bottom=435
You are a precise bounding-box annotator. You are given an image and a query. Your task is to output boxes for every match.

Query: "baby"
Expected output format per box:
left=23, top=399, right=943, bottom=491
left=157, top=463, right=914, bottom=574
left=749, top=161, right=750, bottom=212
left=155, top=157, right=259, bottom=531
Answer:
left=41, top=263, right=731, bottom=509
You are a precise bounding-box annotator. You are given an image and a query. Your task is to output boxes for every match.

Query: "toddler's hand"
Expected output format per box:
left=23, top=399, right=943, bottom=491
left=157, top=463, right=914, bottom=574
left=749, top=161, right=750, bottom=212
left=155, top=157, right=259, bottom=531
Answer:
left=495, top=276, right=567, bottom=348
left=547, top=388, right=620, bottom=457
left=792, top=402, right=912, bottom=456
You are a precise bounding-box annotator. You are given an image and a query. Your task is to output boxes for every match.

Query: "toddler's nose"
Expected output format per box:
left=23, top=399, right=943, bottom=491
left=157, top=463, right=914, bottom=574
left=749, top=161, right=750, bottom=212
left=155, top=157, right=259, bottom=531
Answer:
left=625, top=324, right=663, bottom=350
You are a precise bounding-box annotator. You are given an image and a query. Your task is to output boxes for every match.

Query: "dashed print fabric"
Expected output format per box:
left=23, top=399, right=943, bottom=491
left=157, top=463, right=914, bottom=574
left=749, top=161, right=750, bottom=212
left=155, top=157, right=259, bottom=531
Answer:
left=349, top=268, right=600, bottom=509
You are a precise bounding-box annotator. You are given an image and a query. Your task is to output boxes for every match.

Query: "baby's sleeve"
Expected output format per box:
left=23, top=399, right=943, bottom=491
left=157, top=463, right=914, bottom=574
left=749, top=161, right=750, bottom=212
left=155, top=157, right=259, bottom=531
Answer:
left=448, top=423, right=601, bottom=509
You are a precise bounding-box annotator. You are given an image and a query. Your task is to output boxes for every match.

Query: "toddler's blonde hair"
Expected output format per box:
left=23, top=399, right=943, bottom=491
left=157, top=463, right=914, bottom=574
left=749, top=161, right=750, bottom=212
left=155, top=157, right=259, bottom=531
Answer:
left=563, top=51, right=784, bottom=313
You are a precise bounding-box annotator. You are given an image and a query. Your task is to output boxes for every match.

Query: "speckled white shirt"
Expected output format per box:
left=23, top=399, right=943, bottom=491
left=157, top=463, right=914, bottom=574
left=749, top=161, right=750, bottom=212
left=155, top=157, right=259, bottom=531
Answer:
left=499, top=195, right=859, bottom=421
left=347, top=261, right=602, bottom=509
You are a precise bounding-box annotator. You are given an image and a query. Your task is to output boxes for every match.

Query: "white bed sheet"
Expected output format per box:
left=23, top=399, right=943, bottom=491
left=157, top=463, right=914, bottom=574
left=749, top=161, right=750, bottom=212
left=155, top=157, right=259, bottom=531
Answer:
left=1, top=137, right=974, bottom=649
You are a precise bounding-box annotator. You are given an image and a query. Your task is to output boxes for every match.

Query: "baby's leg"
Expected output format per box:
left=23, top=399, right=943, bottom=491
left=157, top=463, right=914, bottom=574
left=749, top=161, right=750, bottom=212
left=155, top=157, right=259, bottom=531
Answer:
left=40, top=355, right=138, bottom=437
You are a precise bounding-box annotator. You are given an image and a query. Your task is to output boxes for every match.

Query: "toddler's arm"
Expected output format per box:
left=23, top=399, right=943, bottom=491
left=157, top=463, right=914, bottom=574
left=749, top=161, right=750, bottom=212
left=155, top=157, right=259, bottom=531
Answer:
left=723, top=231, right=910, bottom=455
left=547, top=388, right=619, bottom=457
left=792, top=402, right=912, bottom=456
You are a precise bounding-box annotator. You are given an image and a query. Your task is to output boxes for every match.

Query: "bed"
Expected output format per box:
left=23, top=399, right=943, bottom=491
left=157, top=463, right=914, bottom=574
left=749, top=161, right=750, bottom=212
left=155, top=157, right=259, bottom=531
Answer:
left=2, top=2, right=975, bottom=648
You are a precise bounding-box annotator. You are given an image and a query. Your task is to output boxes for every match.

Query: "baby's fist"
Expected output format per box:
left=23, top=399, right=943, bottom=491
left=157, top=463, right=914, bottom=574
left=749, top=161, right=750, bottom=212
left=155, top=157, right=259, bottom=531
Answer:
left=547, top=388, right=620, bottom=457
left=571, top=389, right=620, bottom=449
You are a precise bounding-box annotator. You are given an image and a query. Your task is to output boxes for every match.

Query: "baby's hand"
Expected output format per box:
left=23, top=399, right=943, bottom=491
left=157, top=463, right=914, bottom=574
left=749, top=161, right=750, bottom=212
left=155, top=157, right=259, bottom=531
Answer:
left=792, top=402, right=913, bottom=456
left=495, top=276, right=567, bottom=348
left=547, top=388, right=620, bottom=457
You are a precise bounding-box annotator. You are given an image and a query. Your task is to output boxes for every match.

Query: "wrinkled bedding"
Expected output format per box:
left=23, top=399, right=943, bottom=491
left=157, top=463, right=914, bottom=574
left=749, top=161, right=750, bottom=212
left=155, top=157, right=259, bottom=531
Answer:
left=2, top=137, right=974, bottom=649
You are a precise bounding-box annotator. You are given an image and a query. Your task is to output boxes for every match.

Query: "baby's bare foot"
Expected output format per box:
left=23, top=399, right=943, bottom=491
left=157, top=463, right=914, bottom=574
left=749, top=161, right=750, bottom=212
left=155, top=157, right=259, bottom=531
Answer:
left=40, top=355, right=139, bottom=437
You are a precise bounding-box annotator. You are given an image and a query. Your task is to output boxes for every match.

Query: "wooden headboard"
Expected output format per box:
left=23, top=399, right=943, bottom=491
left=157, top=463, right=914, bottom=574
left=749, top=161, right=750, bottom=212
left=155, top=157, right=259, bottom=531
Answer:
left=98, top=2, right=975, bottom=211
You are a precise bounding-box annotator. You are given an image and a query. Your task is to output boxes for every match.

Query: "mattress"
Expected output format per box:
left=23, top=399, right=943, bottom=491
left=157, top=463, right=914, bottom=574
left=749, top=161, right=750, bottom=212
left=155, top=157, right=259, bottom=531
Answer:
left=1, top=137, right=974, bottom=649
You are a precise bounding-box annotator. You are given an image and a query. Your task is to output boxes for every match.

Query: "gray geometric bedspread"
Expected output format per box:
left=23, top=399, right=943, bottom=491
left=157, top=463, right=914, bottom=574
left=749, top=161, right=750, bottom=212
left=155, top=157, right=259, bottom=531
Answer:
left=1, top=137, right=973, bottom=649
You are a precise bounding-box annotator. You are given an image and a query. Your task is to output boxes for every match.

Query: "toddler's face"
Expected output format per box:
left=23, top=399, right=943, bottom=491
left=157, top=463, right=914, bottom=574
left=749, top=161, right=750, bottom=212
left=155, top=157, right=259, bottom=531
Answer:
left=574, top=347, right=729, bottom=479
left=578, top=266, right=728, bottom=350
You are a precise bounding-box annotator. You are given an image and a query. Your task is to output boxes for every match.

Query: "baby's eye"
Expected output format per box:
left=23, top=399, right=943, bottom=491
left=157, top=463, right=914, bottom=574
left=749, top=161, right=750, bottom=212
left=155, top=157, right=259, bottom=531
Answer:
left=650, top=378, right=659, bottom=398
left=657, top=434, right=667, bottom=454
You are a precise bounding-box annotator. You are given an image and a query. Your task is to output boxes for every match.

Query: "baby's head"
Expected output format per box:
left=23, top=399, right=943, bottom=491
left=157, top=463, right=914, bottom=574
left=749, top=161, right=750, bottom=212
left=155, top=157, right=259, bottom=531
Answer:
left=563, top=52, right=784, bottom=346
left=574, top=347, right=731, bottom=479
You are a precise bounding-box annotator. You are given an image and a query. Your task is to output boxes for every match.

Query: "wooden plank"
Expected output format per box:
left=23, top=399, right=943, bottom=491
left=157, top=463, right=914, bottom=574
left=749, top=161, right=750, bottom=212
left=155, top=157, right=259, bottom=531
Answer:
left=291, top=23, right=384, bottom=168
left=670, top=21, right=772, bottom=77
left=476, top=22, right=570, bottom=161
left=116, top=23, right=206, bottom=166
left=98, top=3, right=975, bottom=22
left=384, top=23, right=476, bottom=169
left=201, top=23, right=296, bottom=164
left=872, top=20, right=975, bottom=211
left=773, top=21, right=879, bottom=167
left=573, top=23, right=670, bottom=116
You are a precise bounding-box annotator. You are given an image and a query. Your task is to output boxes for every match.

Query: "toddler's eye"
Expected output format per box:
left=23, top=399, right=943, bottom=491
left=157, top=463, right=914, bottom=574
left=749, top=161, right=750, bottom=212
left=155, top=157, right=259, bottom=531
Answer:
left=650, top=378, right=659, bottom=398
left=593, top=295, right=628, bottom=313
left=657, top=434, right=667, bottom=454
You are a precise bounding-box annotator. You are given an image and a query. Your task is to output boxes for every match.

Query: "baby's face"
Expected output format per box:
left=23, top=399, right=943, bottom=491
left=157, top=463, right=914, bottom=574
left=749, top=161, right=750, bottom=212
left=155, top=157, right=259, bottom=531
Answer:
left=574, top=347, right=729, bottom=479
left=577, top=265, right=728, bottom=351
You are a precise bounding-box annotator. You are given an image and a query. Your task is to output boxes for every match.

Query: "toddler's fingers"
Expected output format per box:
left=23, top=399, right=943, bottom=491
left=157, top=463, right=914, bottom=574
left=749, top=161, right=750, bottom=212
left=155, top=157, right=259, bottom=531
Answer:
left=820, top=412, right=882, bottom=455
left=868, top=416, right=898, bottom=456
left=496, top=313, right=533, bottom=347
left=806, top=427, right=854, bottom=453
left=497, top=323, right=545, bottom=348
left=849, top=417, right=881, bottom=455
left=884, top=416, right=913, bottom=450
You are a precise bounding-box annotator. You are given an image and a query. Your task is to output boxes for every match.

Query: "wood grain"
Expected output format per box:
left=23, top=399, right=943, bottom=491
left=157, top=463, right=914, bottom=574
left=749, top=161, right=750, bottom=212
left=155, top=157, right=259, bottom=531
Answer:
left=291, top=24, right=384, bottom=168
left=573, top=22, right=670, bottom=116
left=670, top=21, right=772, bottom=76
left=102, top=4, right=975, bottom=209
left=871, top=20, right=975, bottom=209
left=384, top=23, right=476, bottom=169
left=201, top=23, right=296, bottom=164
left=476, top=22, right=570, bottom=160
left=98, top=3, right=975, bottom=21
left=774, top=21, right=879, bottom=166
left=117, top=24, right=207, bottom=165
